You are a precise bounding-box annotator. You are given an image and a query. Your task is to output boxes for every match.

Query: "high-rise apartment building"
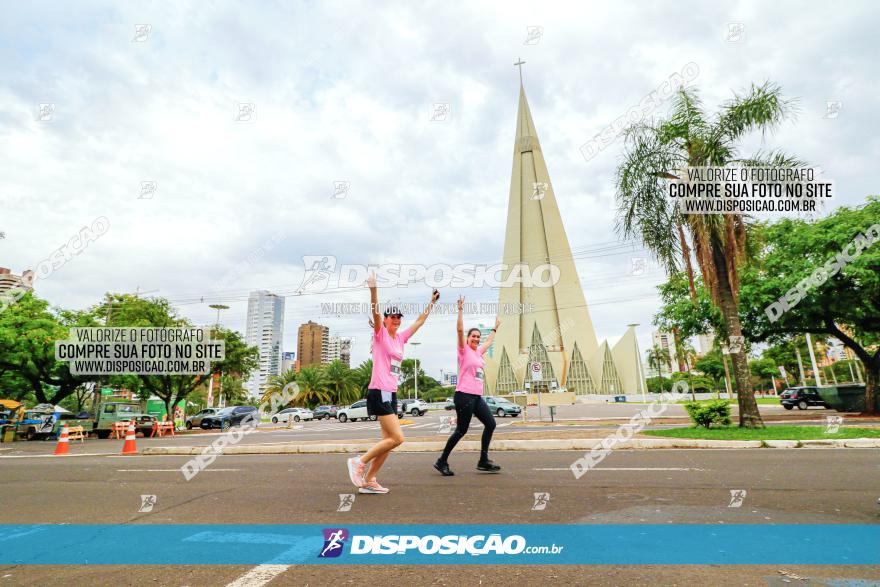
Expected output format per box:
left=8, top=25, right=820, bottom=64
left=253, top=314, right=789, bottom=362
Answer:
left=244, top=291, right=285, bottom=398
left=297, top=321, right=328, bottom=369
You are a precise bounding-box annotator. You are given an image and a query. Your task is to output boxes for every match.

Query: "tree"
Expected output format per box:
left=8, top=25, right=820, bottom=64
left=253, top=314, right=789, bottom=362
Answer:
left=352, top=360, right=373, bottom=394
left=749, top=357, right=778, bottom=391
left=739, top=198, right=880, bottom=414
left=646, top=345, right=671, bottom=378
left=323, top=360, right=360, bottom=406
left=399, top=358, right=426, bottom=398
left=0, top=292, right=96, bottom=405
left=96, top=294, right=259, bottom=419
left=762, top=338, right=804, bottom=387
left=616, top=82, right=802, bottom=427
left=646, top=376, right=673, bottom=393
left=694, top=349, right=726, bottom=383
left=219, top=374, right=248, bottom=405
left=292, top=366, right=331, bottom=408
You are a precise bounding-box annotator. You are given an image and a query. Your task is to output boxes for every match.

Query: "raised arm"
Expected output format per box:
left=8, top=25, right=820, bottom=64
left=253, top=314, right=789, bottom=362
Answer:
left=407, top=289, right=440, bottom=337
left=368, top=272, right=380, bottom=334
left=456, top=296, right=465, bottom=349
left=479, top=317, right=501, bottom=354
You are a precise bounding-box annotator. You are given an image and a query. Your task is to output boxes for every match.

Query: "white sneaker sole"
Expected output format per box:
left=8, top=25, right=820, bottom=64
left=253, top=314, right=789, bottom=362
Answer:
left=358, top=486, right=389, bottom=494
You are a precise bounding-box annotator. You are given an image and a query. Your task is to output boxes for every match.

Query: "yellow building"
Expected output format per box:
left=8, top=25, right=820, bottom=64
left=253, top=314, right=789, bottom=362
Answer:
left=485, top=82, right=645, bottom=396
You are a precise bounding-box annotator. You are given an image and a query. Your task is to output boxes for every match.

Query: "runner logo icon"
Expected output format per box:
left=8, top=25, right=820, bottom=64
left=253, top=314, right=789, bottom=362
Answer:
left=319, top=528, right=349, bottom=558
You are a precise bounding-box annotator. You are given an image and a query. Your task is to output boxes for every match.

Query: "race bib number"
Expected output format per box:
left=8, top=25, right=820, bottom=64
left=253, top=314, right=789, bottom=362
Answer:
left=390, top=360, right=401, bottom=376
left=475, top=368, right=484, bottom=381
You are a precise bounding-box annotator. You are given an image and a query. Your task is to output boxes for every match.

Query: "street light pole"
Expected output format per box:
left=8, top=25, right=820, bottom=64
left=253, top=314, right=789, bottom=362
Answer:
left=209, top=304, right=230, bottom=331
left=207, top=305, right=230, bottom=409
left=410, top=342, right=421, bottom=400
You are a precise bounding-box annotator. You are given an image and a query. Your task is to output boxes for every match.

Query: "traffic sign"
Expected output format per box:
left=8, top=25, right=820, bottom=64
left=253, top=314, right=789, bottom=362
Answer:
left=530, top=361, right=542, bottom=381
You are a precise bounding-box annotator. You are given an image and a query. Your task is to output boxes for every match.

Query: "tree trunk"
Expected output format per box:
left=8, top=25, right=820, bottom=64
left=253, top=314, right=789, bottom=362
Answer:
left=672, top=327, right=687, bottom=372
left=711, top=240, right=764, bottom=428
left=864, top=362, right=877, bottom=416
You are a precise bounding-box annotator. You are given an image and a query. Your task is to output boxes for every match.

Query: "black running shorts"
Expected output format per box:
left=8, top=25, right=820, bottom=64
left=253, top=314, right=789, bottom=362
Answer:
left=366, top=389, right=397, bottom=416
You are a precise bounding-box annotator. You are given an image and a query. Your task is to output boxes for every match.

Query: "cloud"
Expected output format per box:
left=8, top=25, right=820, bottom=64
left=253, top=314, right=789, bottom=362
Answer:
left=1, top=0, right=876, bottom=377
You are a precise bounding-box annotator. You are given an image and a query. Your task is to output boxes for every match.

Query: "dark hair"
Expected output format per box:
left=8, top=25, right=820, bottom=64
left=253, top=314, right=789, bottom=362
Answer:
left=467, top=328, right=481, bottom=338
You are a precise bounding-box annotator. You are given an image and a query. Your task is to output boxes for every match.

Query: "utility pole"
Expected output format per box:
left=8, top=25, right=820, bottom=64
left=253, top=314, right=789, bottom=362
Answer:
left=410, top=342, right=421, bottom=400
left=805, top=333, right=822, bottom=387
left=795, top=347, right=807, bottom=386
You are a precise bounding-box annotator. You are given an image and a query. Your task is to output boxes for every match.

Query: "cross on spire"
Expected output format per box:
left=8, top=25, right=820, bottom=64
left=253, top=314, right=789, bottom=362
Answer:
left=514, top=58, right=526, bottom=85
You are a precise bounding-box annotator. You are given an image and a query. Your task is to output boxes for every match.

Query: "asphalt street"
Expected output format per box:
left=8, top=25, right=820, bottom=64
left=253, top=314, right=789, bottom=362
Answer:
left=2, top=448, right=879, bottom=586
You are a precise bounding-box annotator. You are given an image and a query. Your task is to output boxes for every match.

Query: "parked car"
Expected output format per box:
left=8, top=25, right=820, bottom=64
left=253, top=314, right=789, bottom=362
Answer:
left=313, top=405, right=338, bottom=420
left=779, top=387, right=830, bottom=410
left=186, top=407, right=223, bottom=430
left=272, top=407, right=314, bottom=423
left=484, top=396, right=521, bottom=417
left=397, top=398, right=428, bottom=417
left=337, top=400, right=376, bottom=423
left=200, top=406, right=259, bottom=430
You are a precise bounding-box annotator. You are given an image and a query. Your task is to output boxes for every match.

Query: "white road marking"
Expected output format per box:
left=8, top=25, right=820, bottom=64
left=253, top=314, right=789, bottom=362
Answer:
left=534, top=467, right=707, bottom=471
left=0, top=453, right=112, bottom=459
left=224, top=564, right=289, bottom=587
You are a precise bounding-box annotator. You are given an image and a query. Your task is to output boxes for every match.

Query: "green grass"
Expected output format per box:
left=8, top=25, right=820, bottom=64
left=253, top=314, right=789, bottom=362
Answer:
left=643, top=425, right=880, bottom=440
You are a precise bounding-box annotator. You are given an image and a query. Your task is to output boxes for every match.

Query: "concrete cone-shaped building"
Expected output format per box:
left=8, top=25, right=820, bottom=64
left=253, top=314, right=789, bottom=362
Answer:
left=484, top=83, right=645, bottom=397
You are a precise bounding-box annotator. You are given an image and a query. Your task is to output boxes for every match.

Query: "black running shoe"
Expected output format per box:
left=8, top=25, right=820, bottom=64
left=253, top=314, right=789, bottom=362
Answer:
left=434, top=459, right=454, bottom=476
left=476, top=459, right=501, bottom=472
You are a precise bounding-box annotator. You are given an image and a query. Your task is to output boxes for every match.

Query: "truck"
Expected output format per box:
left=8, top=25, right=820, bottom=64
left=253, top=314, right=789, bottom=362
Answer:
left=14, top=404, right=95, bottom=440
left=93, top=401, right=158, bottom=438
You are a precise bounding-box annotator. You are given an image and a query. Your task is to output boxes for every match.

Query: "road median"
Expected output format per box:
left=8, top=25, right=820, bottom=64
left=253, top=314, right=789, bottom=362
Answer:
left=141, top=437, right=880, bottom=455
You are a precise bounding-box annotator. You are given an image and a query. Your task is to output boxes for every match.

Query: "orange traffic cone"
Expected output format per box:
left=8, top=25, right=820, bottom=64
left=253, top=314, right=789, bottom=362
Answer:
left=121, top=422, right=138, bottom=455
left=54, top=425, right=70, bottom=456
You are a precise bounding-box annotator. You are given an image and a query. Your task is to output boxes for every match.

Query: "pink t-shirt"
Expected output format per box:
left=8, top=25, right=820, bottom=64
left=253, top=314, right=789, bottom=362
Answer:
left=368, top=325, right=413, bottom=393
left=456, top=344, right=486, bottom=395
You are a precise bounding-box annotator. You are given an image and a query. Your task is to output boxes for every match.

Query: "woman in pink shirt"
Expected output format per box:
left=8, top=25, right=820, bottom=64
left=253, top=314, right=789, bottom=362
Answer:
left=346, top=272, right=439, bottom=494
left=434, top=296, right=501, bottom=476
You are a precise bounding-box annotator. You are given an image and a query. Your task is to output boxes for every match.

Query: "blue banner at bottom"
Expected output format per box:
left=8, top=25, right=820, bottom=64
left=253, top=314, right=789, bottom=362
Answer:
left=0, top=524, right=875, bottom=565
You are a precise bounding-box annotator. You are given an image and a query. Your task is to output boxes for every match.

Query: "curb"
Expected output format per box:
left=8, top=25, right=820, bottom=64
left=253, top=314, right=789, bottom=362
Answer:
left=141, top=437, right=880, bottom=456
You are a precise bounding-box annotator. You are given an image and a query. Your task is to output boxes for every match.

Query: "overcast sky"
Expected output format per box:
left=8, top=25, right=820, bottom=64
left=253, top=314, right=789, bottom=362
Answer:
left=1, top=1, right=877, bottom=379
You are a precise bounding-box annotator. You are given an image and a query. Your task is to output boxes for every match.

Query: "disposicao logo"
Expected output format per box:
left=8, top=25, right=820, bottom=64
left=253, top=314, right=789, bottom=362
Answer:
left=318, top=528, right=349, bottom=558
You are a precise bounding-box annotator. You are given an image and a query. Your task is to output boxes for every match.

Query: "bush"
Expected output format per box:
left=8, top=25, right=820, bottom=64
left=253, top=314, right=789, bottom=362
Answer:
left=646, top=376, right=673, bottom=393
left=683, top=399, right=731, bottom=428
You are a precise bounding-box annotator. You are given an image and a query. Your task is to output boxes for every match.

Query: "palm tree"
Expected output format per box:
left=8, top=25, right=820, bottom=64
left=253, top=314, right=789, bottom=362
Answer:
left=291, top=366, right=331, bottom=408
left=323, top=360, right=360, bottom=406
left=616, top=82, right=802, bottom=428
left=679, top=342, right=699, bottom=401
left=647, top=345, right=672, bottom=379
left=352, top=360, right=373, bottom=394
left=261, top=369, right=298, bottom=409
left=219, top=374, right=248, bottom=405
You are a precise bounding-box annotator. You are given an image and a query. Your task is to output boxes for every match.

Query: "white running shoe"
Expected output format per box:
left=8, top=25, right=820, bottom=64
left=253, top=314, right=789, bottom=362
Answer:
left=359, top=480, right=389, bottom=494
left=347, top=456, right=366, bottom=488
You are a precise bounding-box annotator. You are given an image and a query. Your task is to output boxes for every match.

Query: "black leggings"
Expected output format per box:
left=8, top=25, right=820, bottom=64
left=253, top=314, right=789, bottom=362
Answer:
left=439, top=392, right=496, bottom=462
